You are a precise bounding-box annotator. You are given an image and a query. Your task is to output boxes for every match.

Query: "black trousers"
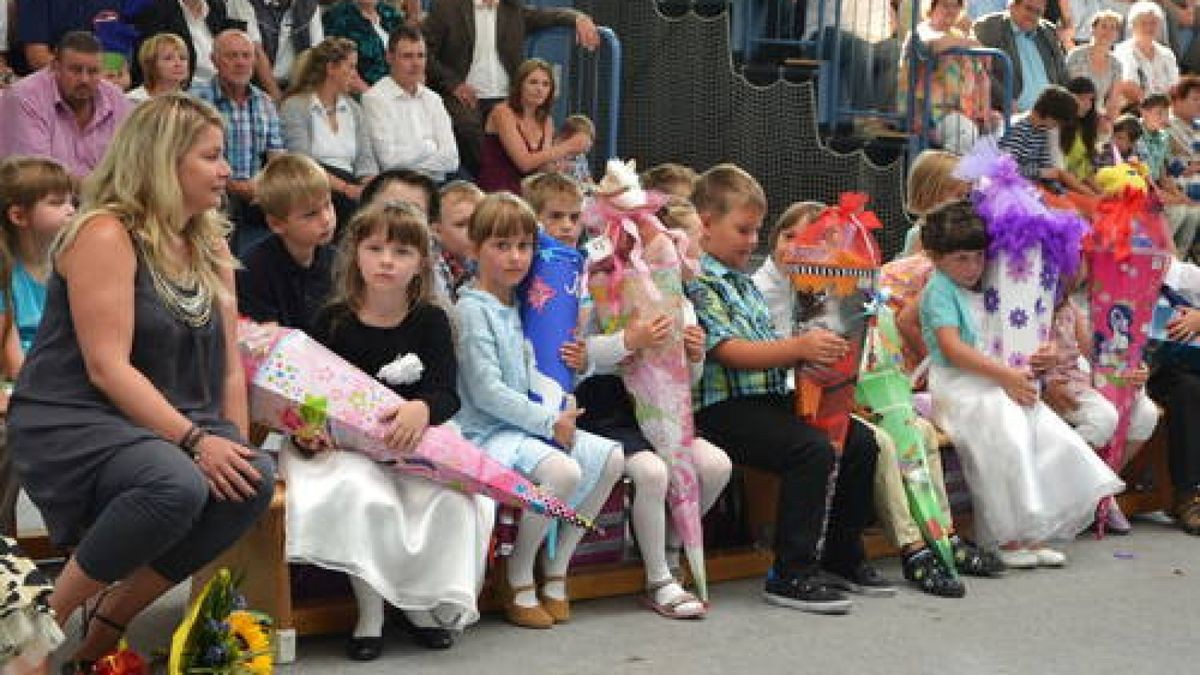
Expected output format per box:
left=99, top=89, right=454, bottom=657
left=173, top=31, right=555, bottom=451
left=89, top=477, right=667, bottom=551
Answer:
left=0, top=421, right=17, bottom=537
left=1147, top=365, right=1200, bottom=494
left=695, top=393, right=878, bottom=573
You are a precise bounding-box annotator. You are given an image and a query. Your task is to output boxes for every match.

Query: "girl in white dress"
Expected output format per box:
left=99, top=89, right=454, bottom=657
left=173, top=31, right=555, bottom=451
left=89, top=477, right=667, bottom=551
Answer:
left=283, top=203, right=492, bottom=660
left=918, top=200, right=1123, bottom=568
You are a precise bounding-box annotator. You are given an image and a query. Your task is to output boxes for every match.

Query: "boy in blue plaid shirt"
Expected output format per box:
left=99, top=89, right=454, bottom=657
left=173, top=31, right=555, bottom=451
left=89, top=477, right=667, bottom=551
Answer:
left=686, top=164, right=890, bottom=615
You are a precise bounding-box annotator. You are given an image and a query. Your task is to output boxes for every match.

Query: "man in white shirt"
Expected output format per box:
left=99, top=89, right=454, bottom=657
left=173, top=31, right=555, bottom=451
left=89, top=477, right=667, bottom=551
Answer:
left=362, top=25, right=459, bottom=182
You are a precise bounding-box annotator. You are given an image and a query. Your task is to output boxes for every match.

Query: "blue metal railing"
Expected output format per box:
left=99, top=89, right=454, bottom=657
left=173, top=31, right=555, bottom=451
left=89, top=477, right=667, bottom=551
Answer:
left=526, top=26, right=623, bottom=164
left=915, top=46, right=1013, bottom=153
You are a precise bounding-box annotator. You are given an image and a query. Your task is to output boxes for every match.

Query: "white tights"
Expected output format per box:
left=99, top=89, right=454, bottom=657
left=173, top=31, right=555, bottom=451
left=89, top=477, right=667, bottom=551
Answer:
left=508, top=448, right=624, bottom=607
left=626, top=438, right=732, bottom=587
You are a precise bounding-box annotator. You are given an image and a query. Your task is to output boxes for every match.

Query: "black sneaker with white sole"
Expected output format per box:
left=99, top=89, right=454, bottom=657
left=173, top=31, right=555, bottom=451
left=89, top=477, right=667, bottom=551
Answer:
left=821, top=562, right=898, bottom=598
left=762, top=569, right=853, bottom=615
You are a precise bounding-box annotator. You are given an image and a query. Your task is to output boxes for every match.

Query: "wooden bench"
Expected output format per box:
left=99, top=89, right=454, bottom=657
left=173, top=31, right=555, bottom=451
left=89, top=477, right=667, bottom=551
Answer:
left=21, top=424, right=1175, bottom=663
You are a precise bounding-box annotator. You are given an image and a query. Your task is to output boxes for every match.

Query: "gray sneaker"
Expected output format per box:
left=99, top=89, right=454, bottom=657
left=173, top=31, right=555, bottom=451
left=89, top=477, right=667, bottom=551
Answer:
left=821, top=563, right=898, bottom=598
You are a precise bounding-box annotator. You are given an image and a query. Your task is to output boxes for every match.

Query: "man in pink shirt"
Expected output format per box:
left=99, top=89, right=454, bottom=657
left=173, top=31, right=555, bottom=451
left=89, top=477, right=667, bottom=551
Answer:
left=0, top=31, right=133, bottom=178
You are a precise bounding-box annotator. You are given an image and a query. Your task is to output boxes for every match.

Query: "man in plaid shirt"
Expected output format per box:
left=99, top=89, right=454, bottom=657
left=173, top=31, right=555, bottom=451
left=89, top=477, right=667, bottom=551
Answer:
left=194, top=29, right=285, bottom=256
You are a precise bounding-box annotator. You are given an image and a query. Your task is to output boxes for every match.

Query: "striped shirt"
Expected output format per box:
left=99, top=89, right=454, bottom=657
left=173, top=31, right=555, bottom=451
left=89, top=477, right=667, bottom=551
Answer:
left=999, top=115, right=1052, bottom=181
left=687, top=254, right=788, bottom=409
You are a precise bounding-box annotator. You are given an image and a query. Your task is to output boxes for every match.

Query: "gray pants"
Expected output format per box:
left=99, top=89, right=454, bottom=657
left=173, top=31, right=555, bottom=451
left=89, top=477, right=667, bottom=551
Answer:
left=0, top=422, right=16, bottom=538
left=74, top=438, right=275, bottom=584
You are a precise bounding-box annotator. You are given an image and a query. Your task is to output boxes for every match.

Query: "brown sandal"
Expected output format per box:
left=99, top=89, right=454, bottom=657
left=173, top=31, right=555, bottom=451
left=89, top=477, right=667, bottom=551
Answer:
left=504, top=584, right=554, bottom=629
left=538, top=575, right=570, bottom=623
left=639, top=577, right=706, bottom=619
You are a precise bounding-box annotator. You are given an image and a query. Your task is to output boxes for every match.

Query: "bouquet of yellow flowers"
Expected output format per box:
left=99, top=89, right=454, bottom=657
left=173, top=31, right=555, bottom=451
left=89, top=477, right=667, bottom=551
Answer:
left=168, top=569, right=273, bottom=675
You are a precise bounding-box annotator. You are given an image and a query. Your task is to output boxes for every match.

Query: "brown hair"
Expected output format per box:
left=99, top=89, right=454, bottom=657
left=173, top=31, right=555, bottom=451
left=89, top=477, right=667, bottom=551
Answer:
left=467, top=192, right=539, bottom=246
left=507, top=59, right=556, bottom=123
left=692, top=163, right=767, bottom=217
left=1170, top=74, right=1200, bottom=102
left=0, top=156, right=74, bottom=260
left=331, top=201, right=434, bottom=312
left=285, top=37, right=357, bottom=99
left=137, top=32, right=188, bottom=91
left=769, top=201, right=825, bottom=253
left=521, top=172, right=583, bottom=215
left=255, top=153, right=331, bottom=219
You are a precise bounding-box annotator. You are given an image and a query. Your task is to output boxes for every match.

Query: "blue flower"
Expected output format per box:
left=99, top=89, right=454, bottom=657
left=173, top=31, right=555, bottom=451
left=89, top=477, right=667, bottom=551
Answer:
left=1039, top=265, right=1057, bottom=292
left=984, top=287, right=1001, bottom=313
left=1009, top=307, right=1029, bottom=329
left=201, top=644, right=228, bottom=666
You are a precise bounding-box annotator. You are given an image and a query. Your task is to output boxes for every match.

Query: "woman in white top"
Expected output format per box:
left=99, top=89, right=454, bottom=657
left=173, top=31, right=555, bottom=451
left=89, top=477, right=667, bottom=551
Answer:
left=127, top=33, right=191, bottom=103
left=279, top=37, right=379, bottom=230
left=1113, top=1, right=1180, bottom=97
left=1066, top=10, right=1141, bottom=121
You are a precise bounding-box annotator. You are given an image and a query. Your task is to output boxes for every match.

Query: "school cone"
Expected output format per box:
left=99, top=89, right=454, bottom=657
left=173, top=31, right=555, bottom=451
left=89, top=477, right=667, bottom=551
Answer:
left=1084, top=188, right=1171, bottom=536
left=856, top=302, right=957, bottom=576
left=585, top=159, right=708, bottom=600
left=237, top=321, right=596, bottom=530
left=784, top=193, right=881, bottom=560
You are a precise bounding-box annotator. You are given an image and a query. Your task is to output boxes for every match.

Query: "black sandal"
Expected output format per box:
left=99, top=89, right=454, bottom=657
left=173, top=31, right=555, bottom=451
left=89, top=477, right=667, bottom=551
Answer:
left=902, top=548, right=966, bottom=598
left=950, top=534, right=1006, bottom=577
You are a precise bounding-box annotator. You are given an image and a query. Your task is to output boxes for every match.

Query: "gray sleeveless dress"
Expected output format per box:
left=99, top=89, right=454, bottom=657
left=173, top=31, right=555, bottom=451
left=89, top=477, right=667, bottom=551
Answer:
left=7, top=256, right=240, bottom=547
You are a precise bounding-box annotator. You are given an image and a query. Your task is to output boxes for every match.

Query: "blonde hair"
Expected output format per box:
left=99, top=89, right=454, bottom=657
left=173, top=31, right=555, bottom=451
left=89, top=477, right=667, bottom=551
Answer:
left=769, top=201, right=825, bottom=253
left=437, top=180, right=484, bottom=213
left=657, top=195, right=698, bottom=231
left=467, top=192, right=539, bottom=246
left=906, top=150, right=966, bottom=216
left=285, top=37, right=357, bottom=100
left=692, top=163, right=767, bottom=217
left=331, top=201, right=434, bottom=312
left=137, top=32, right=188, bottom=91
left=507, top=59, right=556, bottom=123
left=56, top=93, right=234, bottom=302
left=641, top=162, right=698, bottom=197
left=520, top=172, right=583, bottom=215
left=255, top=153, right=331, bottom=219
left=559, top=113, right=595, bottom=140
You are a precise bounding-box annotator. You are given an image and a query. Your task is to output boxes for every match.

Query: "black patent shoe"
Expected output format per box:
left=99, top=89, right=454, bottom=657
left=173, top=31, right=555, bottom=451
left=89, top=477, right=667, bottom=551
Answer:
left=345, top=636, right=383, bottom=661
left=408, top=626, right=454, bottom=650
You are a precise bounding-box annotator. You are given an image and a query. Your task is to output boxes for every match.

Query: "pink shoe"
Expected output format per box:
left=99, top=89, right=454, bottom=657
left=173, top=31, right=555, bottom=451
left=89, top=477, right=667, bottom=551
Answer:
left=1105, top=499, right=1132, bottom=535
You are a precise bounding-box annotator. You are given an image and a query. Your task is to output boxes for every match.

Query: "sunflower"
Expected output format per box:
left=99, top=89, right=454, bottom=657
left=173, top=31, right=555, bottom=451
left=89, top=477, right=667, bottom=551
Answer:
left=227, top=610, right=273, bottom=674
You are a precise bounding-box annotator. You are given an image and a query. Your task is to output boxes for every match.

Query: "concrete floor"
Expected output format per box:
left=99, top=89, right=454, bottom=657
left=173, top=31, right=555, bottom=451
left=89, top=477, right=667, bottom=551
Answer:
left=48, top=517, right=1200, bottom=675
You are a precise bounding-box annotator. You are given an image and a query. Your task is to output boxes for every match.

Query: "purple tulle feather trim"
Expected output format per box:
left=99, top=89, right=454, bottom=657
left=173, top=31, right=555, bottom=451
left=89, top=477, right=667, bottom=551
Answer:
left=957, top=138, right=1087, bottom=283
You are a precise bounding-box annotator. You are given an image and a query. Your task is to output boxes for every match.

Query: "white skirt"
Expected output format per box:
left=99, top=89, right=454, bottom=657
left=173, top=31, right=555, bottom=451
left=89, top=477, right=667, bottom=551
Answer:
left=281, top=440, right=495, bottom=629
left=930, top=365, right=1125, bottom=546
